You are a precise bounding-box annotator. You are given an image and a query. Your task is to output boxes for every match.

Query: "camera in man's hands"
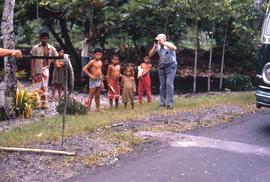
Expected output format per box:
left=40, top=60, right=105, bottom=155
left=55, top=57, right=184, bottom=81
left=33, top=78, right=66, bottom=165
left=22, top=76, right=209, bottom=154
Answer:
left=154, top=39, right=158, bottom=44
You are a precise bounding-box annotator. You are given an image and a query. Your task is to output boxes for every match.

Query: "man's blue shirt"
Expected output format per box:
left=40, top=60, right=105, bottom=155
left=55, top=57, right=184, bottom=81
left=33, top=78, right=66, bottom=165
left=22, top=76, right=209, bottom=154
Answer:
left=156, top=45, right=177, bottom=65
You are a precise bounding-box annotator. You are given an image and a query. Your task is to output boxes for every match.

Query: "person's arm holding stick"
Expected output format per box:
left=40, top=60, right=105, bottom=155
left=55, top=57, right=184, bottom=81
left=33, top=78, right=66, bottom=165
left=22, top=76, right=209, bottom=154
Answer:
left=0, top=48, right=22, bottom=59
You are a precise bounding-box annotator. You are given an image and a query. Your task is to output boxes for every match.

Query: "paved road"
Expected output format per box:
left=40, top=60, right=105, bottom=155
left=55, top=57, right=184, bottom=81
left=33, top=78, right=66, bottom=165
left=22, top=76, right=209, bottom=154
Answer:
left=72, top=110, right=270, bottom=182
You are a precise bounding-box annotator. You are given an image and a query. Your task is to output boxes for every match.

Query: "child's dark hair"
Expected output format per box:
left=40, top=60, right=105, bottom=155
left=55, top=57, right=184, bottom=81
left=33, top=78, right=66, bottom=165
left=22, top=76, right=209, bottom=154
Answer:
left=144, top=55, right=150, bottom=59
left=56, top=47, right=64, bottom=52
left=124, top=66, right=134, bottom=76
left=93, top=48, right=103, bottom=54
left=111, top=54, right=119, bottom=60
left=84, top=30, right=89, bottom=34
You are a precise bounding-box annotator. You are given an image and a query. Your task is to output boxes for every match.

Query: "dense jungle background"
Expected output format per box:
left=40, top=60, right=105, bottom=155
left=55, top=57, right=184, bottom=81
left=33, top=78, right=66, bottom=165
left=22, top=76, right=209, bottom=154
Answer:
left=0, top=0, right=264, bottom=92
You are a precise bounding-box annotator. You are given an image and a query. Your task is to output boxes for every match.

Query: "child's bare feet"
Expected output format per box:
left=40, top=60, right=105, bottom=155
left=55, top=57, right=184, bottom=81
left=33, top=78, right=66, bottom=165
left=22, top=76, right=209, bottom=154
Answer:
left=84, top=100, right=89, bottom=107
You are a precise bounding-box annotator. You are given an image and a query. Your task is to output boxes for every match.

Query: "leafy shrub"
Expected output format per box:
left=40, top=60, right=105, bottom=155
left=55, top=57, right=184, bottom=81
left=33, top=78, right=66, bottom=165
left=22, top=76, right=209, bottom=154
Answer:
left=225, top=74, right=254, bottom=91
left=56, top=98, right=87, bottom=115
left=12, top=83, right=40, bottom=118
left=15, top=70, right=27, bottom=80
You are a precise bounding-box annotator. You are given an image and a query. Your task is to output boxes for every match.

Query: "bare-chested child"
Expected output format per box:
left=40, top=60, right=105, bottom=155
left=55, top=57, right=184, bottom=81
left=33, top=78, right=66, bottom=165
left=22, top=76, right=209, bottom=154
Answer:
left=83, top=48, right=103, bottom=112
left=107, top=55, right=121, bottom=109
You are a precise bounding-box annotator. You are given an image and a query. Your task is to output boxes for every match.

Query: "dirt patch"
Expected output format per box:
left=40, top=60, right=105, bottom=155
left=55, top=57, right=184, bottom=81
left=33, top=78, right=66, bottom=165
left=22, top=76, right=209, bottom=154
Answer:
left=111, top=104, right=244, bottom=131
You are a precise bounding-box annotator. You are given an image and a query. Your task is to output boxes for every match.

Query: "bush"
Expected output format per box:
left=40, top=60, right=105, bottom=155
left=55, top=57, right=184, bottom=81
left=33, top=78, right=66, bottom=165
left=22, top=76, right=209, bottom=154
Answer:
left=12, top=83, right=40, bottom=118
left=225, top=74, right=254, bottom=91
left=15, top=70, right=27, bottom=80
left=56, top=98, right=87, bottom=115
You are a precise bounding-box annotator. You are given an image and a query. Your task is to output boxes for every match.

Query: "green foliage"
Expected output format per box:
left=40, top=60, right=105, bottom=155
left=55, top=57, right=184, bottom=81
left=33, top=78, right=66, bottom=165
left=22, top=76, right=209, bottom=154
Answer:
left=11, top=0, right=261, bottom=74
left=225, top=74, right=254, bottom=91
left=15, top=70, right=27, bottom=80
left=56, top=98, right=87, bottom=115
left=12, top=83, right=40, bottom=118
left=226, top=2, right=261, bottom=71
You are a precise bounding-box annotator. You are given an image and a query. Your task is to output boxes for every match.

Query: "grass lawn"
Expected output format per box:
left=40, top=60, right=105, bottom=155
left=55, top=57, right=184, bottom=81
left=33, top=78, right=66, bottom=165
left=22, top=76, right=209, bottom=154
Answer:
left=0, top=92, right=256, bottom=147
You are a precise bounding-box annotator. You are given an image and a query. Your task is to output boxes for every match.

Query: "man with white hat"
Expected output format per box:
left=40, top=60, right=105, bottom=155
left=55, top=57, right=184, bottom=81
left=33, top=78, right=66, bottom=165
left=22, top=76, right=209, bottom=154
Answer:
left=149, top=33, right=177, bottom=109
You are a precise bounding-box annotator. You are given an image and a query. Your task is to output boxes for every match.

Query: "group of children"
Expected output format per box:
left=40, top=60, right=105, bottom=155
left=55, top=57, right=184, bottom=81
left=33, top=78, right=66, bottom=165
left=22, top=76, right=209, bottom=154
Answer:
left=83, top=48, right=152, bottom=112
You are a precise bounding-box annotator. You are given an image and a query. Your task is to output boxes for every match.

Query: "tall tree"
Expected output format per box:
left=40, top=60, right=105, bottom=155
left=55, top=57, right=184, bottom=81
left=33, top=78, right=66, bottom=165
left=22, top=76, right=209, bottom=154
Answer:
left=219, top=20, right=229, bottom=90
left=1, top=0, right=17, bottom=120
left=188, top=0, right=209, bottom=92
left=217, top=0, right=233, bottom=90
left=193, top=2, right=199, bottom=93
left=207, top=0, right=216, bottom=92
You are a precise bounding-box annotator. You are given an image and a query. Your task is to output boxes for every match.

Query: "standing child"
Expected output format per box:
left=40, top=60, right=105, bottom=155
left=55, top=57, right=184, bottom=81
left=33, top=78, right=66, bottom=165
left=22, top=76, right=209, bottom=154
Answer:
left=107, top=55, right=121, bottom=109
left=121, top=66, right=136, bottom=109
left=52, top=49, right=65, bottom=101
left=83, top=48, right=103, bottom=112
left=102, top=58, right=110, bottom=94
left=137, top=55, right=152, bottom=104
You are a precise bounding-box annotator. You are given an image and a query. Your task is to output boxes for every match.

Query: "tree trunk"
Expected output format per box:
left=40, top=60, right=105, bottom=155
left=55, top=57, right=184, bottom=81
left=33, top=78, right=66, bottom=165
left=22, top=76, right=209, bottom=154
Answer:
left=133, top=40, right=142, bottom=63
left=58, top=18, right=80, bottom=65
left=1, top=0, right=17, bottom=120
left=193, top=18, right=199, bottom=93
left=47, top=23, right=66, bottom=50
left=219, top=21, right=229, bottom=91
left=208, top=0, right=215, bottom=92
left=164, top=16, right=168, bottom=35
left=207, top=31, right=214, bottom=92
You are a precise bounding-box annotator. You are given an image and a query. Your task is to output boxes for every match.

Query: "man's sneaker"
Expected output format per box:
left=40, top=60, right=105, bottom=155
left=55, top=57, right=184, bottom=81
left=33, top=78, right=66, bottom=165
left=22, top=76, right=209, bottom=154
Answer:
left=159, top=104, right=165, bottom=108
left=167, top=105, right=173, bottom=110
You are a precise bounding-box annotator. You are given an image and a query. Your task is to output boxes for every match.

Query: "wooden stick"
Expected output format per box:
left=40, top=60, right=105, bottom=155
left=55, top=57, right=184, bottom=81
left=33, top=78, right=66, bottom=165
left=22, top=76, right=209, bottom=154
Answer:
left=22, top=55, right=64, bottom=59
left=61, top=60, right=68, bottom=148
left=0, top=146, right=76, bottom=156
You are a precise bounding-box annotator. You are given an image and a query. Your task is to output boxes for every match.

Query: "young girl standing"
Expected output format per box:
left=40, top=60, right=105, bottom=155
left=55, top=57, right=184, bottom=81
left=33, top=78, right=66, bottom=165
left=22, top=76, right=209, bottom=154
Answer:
left=137, top=55, right=152, bottom=104
left=51, top=49, right=65, bottom=101
left=121, top=66, right=136, bottom=109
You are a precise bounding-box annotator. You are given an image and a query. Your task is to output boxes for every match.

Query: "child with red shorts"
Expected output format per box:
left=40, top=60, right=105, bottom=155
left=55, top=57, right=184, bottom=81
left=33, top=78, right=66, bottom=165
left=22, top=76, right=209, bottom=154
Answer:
left=137, top=55, right=152, bottom=104
left=107, top=55, right=121, bottom=109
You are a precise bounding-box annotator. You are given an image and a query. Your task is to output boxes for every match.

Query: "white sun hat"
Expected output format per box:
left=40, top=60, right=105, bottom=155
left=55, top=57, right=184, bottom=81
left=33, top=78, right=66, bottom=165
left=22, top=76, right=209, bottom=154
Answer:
left=155, top=34, right=166, bottom=40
